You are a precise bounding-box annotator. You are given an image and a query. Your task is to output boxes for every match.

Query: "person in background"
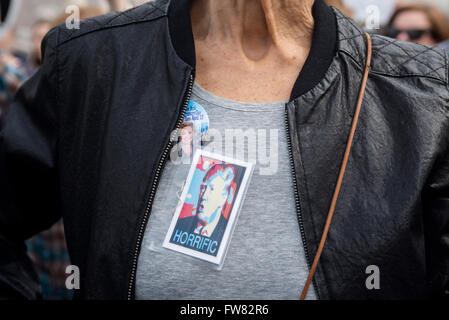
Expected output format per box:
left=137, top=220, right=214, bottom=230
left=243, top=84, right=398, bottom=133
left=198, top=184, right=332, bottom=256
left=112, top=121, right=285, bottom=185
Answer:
left=0, top=24, right=27, bottom=123
left=0, top=50, right=27, bottom=120
left=24, top=6, right=106, bottom=300
left=384, top=3, right=449, bottom=45
left=396, top=0, right=449, bottom=20
left=27, top=20, right=52, bottom=75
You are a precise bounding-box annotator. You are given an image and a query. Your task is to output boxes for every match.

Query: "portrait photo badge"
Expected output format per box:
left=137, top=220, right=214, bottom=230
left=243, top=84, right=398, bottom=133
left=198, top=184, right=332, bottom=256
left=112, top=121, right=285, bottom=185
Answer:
left=162, top=150, right=254, bottom=266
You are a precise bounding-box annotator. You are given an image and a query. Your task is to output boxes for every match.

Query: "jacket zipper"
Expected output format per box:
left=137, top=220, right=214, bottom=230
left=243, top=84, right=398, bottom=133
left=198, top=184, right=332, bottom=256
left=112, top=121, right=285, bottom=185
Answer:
left=284, top=104, right=321, bottom=300
left=127, top=72, right=194, bottom=300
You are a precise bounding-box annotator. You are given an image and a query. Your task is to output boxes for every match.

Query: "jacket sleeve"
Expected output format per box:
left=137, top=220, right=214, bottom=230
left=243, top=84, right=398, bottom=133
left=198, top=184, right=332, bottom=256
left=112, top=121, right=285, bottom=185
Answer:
left=0, top=27, right=62, bottom=299
left=423, top=89, right=449, bottom=299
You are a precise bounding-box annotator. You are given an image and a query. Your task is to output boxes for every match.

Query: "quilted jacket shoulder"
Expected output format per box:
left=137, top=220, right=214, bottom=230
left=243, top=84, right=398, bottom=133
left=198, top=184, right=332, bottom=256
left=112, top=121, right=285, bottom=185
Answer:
left=53, top=0, right=169, bottom=47
left=334, top=8, right=448, bottom=86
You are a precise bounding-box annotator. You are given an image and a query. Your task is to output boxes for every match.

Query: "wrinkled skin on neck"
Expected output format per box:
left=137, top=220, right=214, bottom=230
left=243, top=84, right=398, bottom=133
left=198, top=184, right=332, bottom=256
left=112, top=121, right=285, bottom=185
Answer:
left=190, top=0, right=315, bottom=102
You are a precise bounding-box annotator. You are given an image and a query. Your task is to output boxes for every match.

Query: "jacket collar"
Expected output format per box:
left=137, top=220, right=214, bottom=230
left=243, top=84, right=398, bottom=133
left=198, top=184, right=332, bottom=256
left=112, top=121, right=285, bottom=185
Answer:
left=167, top=0, right=337, bottom=101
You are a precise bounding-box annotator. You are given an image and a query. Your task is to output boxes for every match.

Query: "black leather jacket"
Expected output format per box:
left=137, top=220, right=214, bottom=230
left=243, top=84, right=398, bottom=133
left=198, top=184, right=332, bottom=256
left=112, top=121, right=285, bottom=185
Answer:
left=1, top=0, right=448, bottom=300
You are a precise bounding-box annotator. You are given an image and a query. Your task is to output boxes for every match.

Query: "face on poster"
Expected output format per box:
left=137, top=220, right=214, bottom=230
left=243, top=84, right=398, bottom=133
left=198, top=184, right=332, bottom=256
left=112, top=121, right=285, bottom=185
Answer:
left=163, top=150, right=254, bottom=265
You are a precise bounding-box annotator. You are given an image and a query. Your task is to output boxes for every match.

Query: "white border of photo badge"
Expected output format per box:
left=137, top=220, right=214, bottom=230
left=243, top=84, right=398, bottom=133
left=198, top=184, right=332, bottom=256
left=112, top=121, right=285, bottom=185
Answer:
left=162, top=149, right=254, bottom=266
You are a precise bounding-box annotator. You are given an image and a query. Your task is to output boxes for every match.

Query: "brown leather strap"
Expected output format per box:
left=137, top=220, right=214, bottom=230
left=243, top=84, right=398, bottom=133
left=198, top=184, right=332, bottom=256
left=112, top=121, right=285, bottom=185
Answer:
left=300, top=32, right=372, bottom=300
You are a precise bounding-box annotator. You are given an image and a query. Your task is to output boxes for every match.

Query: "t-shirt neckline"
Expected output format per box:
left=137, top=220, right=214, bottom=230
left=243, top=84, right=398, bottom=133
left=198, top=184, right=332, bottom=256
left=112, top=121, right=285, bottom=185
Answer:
left=192, top=82, right=288, bottom=113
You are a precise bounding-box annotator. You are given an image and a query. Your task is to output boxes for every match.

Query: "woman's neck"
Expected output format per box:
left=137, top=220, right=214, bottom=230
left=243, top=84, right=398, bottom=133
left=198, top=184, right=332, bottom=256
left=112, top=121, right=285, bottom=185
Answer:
left=190, top=0, right=315, bottom=102
left=190, top=0, right=314, bottom=61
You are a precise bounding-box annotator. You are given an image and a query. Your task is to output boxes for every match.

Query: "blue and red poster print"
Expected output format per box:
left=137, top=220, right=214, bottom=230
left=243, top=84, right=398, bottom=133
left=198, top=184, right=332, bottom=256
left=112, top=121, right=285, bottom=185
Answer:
left=163, top=150, right=254, bottom=265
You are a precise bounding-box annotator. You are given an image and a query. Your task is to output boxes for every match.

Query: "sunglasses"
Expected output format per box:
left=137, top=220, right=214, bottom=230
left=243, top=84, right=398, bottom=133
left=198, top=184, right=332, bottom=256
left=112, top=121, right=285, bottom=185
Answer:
left=385, top=27, right=434, bottom=40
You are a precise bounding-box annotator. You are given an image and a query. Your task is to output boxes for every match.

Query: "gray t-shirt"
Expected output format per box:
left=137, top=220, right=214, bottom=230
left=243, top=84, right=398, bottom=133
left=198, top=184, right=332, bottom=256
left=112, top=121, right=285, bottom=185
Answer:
left=135, top=83, right=317, bottom=300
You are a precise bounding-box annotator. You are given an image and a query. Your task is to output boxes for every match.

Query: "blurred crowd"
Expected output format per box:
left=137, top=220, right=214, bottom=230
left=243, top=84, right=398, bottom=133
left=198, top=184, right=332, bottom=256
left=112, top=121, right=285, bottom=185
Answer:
left=0, top=0, right=448, bottom=300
